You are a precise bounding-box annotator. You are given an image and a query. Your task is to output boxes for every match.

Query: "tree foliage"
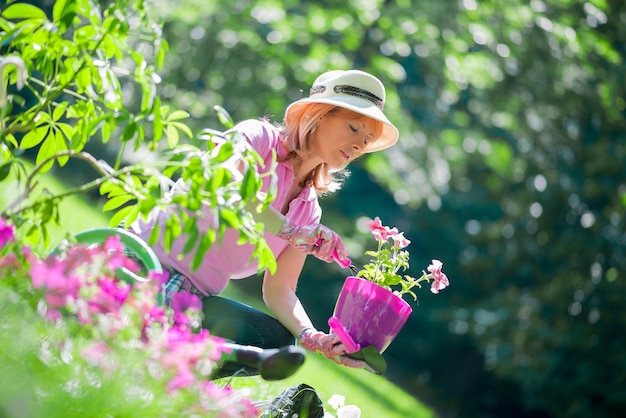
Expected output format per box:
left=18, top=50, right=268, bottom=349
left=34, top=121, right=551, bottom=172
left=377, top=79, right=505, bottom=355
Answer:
left=0, top=0, right=276, bottom=274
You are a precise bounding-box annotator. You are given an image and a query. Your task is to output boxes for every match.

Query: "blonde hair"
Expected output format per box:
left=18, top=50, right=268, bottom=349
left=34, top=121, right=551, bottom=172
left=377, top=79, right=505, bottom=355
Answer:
left=280, top=103, right=384, bottom=195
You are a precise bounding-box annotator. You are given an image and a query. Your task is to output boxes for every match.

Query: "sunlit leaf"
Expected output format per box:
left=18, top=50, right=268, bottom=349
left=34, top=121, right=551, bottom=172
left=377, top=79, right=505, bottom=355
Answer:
left=108, top=205, right=135, bottom=229
left=2, top=3, right=48, bottom=20
left=19, top=126, right=49, bottom=150
left=166, top=110, right=190, bottom=121
left=102, top=195, right=135, bottom=212
left=191, top=230, right=215, bottom=271
left=213, top=105, right=234, bottom=129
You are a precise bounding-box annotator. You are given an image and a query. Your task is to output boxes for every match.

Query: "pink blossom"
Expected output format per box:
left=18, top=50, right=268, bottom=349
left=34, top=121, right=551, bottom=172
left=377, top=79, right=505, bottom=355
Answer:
left=103, top=234, right=124, bottom=253
left=366, top=217, right=398, bottom=242
left=0, top=253, right=18, bottom=269
left=428, top=259, right=450, bottom=294
left=103, top=235, right=142, bottom=274
left=0, top=218, right=14, bottom=248
left=81, top=341, right=112, bottom=369
left=167, top=369, right=196, bottom=391
left=391, top=232, right=411, bottom=249
left=171, top=291, right=202, bottom=313
left=149, top=269, right=170, bottom=286
left=59, top=245, right=100, bottom=273
left=30, top=258, right=81, bottom=308
left=87, top=277, right=131, bottom=315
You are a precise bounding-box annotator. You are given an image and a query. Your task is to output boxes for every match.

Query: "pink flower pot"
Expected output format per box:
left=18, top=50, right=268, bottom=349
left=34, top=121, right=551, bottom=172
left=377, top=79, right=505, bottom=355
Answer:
left=329, top=276, right=412, bottom=354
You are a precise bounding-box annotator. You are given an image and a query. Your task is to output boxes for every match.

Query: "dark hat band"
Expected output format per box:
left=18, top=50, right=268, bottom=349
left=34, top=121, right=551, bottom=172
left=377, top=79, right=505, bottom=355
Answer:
left=309, top=84, right=384, bottom=111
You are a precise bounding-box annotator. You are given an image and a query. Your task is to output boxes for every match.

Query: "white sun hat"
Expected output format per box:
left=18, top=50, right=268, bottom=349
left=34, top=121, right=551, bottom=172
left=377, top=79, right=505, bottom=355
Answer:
left=285, top=70, right=399, bottom=152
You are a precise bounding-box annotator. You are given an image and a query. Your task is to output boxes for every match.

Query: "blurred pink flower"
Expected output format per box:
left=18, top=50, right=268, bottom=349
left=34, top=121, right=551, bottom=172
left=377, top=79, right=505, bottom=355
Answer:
left=12, top=235, right=251, bottom=412
left=81, top=341, right=114, bottom=372
left=171, top=291, right=202, bottom=313
left=87, top=277, right=131, bottom=314
left=0, top=218, right=14, bottom=248
left=30, top=258, right=81, bottom=309
left=149, top=269, right=170, bottom=286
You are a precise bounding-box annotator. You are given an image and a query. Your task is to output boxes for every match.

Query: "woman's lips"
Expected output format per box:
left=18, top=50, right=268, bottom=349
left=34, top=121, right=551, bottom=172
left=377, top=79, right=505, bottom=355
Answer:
left=341, top=150, right=350, bottom=160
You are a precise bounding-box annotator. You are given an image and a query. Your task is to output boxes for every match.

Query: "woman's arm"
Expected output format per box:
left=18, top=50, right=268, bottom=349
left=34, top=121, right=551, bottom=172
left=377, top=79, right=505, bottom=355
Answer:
left=261, top=244, right=313, bottom=336
left=262, top=245, right=366, bottom=369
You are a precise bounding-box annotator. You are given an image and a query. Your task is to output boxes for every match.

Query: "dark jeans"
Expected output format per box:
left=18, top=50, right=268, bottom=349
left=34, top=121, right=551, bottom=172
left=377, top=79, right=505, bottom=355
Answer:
left=202, top=295, right=296, bottom=378
left=123, top=250, right=295, bottom=377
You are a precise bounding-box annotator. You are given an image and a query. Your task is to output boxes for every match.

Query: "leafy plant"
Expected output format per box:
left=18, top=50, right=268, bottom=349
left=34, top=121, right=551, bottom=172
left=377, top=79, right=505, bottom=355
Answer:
left=0, top=0, right=276, bottom=273
left=357, top=217, right=450, bottom=301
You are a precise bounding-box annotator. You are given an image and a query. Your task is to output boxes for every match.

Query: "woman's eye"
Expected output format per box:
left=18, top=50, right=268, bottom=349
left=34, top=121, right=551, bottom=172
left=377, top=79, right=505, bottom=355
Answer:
left=349, top=125, right=357, bottom=133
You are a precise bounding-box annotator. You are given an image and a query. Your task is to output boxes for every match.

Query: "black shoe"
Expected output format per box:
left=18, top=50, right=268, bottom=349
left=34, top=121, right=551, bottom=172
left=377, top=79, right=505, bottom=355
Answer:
left=224, top=344, right=306, bottom=381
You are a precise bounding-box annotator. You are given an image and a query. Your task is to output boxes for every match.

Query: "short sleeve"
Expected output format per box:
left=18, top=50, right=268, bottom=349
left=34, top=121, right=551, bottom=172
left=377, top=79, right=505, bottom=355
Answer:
left=231, top=119, right=279, bottom=163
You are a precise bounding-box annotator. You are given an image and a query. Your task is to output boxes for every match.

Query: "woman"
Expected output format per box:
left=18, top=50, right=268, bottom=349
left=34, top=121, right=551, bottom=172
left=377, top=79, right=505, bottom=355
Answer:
left=130, top=69, right=399, bottom=377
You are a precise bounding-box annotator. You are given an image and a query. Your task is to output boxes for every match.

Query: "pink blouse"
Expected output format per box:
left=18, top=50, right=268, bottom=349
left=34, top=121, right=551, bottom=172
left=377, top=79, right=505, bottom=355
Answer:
left=132, top=119, right=322, bottom=295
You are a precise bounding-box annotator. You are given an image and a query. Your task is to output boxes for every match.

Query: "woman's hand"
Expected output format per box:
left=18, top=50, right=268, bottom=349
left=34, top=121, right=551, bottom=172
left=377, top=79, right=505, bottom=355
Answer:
left=277, top=219, right=349, bottom=264
left=298, top=328, right=366, bottom=369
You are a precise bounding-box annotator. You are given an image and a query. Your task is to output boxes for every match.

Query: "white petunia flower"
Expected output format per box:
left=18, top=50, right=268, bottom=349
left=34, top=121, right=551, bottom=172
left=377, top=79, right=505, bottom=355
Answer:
left=328, top=394, right=345, bottom=410
left=337, top=405, right=361, bottom=418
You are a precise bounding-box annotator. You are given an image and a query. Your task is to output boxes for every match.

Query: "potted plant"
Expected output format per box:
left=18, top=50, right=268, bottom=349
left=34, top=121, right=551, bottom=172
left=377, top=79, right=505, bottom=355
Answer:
left=328, top=217, right=450, bottom=371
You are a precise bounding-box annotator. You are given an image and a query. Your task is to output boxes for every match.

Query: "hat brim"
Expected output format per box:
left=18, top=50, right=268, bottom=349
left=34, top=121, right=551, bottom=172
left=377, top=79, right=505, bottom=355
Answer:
left=285, top=96, right=399, bottom=153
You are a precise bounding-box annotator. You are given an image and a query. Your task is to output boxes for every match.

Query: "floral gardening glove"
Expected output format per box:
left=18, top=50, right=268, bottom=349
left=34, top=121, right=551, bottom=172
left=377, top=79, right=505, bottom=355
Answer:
left=277, top=219, right=349, bottom=264
left=298, top=328, right=366, bottom=369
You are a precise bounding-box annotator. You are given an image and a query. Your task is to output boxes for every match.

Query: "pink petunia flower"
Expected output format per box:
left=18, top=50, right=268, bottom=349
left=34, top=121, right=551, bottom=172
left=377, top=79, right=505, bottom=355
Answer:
left=391, top=232, right=411, bottom=249
left=366, top=216, right=398, bottom=242
left=428, top=259, right=450, bottom=294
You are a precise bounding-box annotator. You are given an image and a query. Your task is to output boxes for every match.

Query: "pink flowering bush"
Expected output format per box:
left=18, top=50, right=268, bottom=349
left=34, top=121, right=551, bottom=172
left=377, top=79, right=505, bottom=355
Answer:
left=0, top=218, right=257, bottom=418
left=357, top=217, right=451, bottom=301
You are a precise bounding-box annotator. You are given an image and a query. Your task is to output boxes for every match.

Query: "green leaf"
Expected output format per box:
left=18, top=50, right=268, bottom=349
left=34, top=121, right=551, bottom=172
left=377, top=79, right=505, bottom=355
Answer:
left=191, top=230, right=215, bottom=271
left=169, top=121, right=192, bottom=139
left=166, top=110, right=190, bottom=121
left=152, top=97, right=163, bottom=142
left=52, top=0, right=76, bottom=32
left=240, top=167, right=258, bottom=201
left=108, top=205, right=135, bottom=228
left=124, top=204, right=141, bottom=227
left=219, top=209, right=240, bottom=229
left=36, top=136, right=56, bottom=173
left=102, top=195, right=135, bottom=212
left=121, top=120, right=137, bottom=142
left=101, top=120, right=112, bottom=143
left=53, top=129, right=69, bottom=166
left=52, top=102, right=68, bottom=121
left=2, top=3, right=48, bottom=20
left=211, top=141, right=234, bottom=163
left=213, top=105, right=234, bottom=129
left=148, top=221, right=161, bottom=246
left=0, top=162, right=12, bottom=181
left=182, top=220, right=199, bottom=256
left=165, top=124, right=179, bottom=148
left=20, top=126, right=49, bottom=150
left=4, top=133, right=18, bottom=148
left=99, top=180, right=115, bottom=195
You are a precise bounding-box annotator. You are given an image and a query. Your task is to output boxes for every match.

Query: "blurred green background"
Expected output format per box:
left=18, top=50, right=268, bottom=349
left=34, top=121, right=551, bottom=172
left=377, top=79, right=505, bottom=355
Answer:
left=13, top=0, right=626, bottom=417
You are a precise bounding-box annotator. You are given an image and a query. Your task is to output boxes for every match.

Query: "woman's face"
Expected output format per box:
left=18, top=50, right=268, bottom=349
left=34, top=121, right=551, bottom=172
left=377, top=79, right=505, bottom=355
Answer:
left=308, top=111, right=378, bottom=169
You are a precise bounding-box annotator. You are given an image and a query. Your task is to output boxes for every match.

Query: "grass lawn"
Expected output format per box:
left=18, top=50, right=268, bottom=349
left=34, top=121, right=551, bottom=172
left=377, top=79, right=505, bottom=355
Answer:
left=0, top=162, right=435, bottom=418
